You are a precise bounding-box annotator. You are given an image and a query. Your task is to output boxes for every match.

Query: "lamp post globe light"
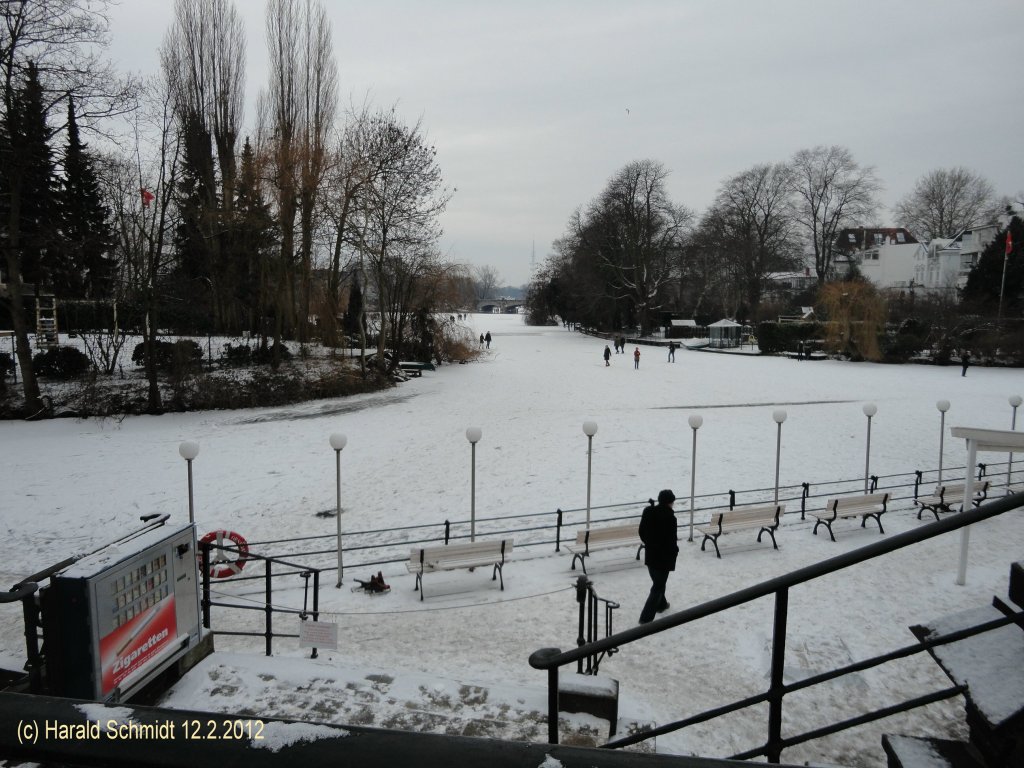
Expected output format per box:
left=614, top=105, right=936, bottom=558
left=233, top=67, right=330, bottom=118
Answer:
left=582, top=421, right=598, bottom=529
left=687, top=415, right=703, bottom=542
left=862, top=403, right=877, bottom=493
left=329, top=433, right=347, bottom=586
left=1008, top=395, right=1022, bottom=494
left=936, top=400, right=950, bottom=485
left=178, top=441, right=200, bottom=524
left=466, top=427, right=482, bottom=542
left=772, top=410, right=787, bottom=504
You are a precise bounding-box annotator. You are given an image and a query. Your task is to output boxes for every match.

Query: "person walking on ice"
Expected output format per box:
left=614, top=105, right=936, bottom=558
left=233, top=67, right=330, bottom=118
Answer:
left=485, top=331, right=492, bottom=349
left=604, top=345, right=612, bottom=366
left=633, top=346, right=641, bottom=369
left=638, top=489, right=679, bottom=624
left=667, top=341, right=677, bottom=362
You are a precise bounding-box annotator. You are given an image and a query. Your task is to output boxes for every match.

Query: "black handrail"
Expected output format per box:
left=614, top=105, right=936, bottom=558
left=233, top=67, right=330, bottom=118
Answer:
left=529, top=491, right=1024, bottom=758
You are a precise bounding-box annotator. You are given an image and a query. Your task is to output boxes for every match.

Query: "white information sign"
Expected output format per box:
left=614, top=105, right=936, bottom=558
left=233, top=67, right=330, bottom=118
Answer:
left=298, top=619, right=338, bottom=650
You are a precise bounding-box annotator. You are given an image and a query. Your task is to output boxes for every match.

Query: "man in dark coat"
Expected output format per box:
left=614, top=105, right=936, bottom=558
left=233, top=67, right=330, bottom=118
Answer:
left=638, top=489, right=679, bottom=623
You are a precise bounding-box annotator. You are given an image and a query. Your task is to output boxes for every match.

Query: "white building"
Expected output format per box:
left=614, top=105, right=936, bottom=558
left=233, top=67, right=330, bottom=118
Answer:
left=833, top=228, right=923, bottom=291
left=913, top=223, right=999, bottom=296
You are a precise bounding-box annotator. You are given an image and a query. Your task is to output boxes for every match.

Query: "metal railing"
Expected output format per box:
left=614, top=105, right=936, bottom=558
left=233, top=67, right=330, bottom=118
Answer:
left=572, top=575, right=619, bottom=676
left=528, top=490, right=1024, bottom=761
left=198, top=540, right=322, bottom=658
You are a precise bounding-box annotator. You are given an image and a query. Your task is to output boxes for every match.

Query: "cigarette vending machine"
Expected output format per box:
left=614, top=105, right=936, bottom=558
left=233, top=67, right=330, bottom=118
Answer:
left=41, top=522, right=203, bottom=701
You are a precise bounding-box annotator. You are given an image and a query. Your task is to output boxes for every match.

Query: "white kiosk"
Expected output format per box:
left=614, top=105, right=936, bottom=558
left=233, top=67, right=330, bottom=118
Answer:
left=949, top=427, right=1024, bottom=585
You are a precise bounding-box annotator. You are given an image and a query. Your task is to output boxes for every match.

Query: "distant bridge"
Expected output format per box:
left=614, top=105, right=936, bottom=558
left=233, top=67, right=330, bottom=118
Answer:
left=476, top=298, right=523, bottom=314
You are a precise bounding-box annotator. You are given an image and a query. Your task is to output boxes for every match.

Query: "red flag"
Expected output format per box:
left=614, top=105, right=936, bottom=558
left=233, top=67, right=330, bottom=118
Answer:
left=1007, top=230, right=1014, bottom=256
left=140, top=188, right=155, bottom=207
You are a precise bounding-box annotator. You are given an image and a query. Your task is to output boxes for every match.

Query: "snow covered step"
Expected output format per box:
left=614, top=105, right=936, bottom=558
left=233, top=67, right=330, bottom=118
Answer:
left=910, top=603, right=1024, bottom=766
left=881, top=735, right=987, bottom=768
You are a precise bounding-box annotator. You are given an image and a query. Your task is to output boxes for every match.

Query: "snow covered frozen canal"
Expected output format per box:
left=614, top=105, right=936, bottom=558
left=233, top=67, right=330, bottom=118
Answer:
left=2, top=313, right=1022, bottom=766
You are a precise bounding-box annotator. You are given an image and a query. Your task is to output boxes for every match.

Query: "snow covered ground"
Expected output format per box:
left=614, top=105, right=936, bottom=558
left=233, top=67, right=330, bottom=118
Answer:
left=2, top=313, right=1022, bottom=767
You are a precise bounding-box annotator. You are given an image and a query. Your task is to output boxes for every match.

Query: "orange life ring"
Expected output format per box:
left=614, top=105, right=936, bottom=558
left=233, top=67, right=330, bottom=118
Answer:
left=198, top=530, right=249, bottom=579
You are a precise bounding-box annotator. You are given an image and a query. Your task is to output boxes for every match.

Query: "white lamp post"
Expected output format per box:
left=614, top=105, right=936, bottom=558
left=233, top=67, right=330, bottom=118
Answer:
left=936, top=400, right=950, bottom=485
left=178, top=441, right=200, bottom=524
left=582, top=421, right=598, bottom=529
left=772, top=410, right=787, bottom=504
left=466, top=427, right=482, bottom=541
left=1008, top=395, right=1022, bottom=494
left=329, top=433, right=347, bottom=586
left=862, top=403, right=877, bottom=493
left=687, top=414, right=703, bottom=542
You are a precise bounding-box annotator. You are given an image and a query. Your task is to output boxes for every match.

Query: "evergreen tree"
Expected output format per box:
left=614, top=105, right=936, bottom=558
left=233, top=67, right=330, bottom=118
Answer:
left=342, top=276, right=365, bottom=337
left=961, top=217, right=1024, bottom=316
left=2, top=62, right=59, bottom=290
left=60, top=96, right=114, bottom=298
left=173, top=108, right=217, bottom=283
left=233, top=137, right=277, bottom=337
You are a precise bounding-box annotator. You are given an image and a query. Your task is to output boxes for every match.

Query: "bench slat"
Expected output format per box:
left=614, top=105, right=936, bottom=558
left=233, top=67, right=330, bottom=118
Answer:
left=565, top=524, right=643, bottom=574
left=698, top=504, right=784, bottom=559
left=406, top=539, right=512, bottom=600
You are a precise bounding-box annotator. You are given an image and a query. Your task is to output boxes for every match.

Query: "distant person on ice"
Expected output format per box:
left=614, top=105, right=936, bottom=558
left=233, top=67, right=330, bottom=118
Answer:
left=604, top=345, right=612, bottom=366
left=638, top=489, right=679, bottom=624
left=485, top=331, right=492, bottom=349
left=667, top=341, right=677, bottom=362
left=633, top=347, right=641, bottom=369
left=479, top=333, right=485, bottom=347
left=961, top=350, right=970, bottom=377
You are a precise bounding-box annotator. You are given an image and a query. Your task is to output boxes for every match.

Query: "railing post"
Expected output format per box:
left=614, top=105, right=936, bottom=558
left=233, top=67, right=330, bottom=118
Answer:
left=444, top=519, right=450, bottom=545
left=200, top=540, right=211, bottom=629
left=767, top=587, right=789, bottom=764
left=800, top=483, right=809, bottom=520
left=20, top=591, right=42, bottom=693
left=914, top=470, right=922, bottom=498
left=977, top=462, right=986, bottom=480
left=529, top=647, right=563, bottom=745
left=555, top=508, right=563, bottom=552
left=265, top=559, right=273, bottom=657
left=575, top=575, right=588, bottom=674
left=870, top=475, right=878, bottom=493
left=729, top=490, right=736, bottom=510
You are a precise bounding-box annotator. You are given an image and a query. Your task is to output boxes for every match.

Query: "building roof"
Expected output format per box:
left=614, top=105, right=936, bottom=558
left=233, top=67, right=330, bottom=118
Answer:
left=834, top=228, right=918, bottom=254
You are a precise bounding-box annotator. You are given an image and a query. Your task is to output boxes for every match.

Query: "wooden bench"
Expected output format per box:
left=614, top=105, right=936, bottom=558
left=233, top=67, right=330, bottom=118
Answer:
left=406, top=539, right=512, bottom=600
left=812, top=492, right=889, bottom=541
left=565, top=523, right=643, bottom=573
left=914, top=481, right=990, bottom=521
left=695, top=504, right=784, bottom=559
left=399, top=361, right=435, bottom=377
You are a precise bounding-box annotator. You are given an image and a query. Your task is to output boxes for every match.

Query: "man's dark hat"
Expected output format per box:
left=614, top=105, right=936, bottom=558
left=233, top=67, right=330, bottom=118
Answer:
left=658, top=489, right=676, bottom=504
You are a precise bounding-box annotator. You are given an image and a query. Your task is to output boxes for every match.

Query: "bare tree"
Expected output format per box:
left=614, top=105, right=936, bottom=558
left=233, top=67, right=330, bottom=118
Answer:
left=698, top=162, right=801, bottom=310
left=354, top=111, right=452, bottom=370
left=894, top=167, right=1000, bottom=242
left=584, top=160, right=693, bottom=334
left=161, top=0, right=245, bottom=330
left=1, top=0, right=134, bottom=414
left=789, top=145, right=881, bottom=284
left=473, top=265, right=500, bottom=301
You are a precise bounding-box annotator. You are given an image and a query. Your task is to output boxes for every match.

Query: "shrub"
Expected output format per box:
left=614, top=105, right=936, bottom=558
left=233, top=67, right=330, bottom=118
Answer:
left=131, top=339, right=204, bottom=373
left=222, top=343, right=253, bottom=365
left=251, top=342, right=292, bottom=365
left=32, top=346, right=92, bottom=379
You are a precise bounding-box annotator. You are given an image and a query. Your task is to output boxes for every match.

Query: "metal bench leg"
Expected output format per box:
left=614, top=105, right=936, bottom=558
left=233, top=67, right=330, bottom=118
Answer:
left=494, top=563, right=504, bottom=590
left=416, top=573, right=424, bottom=601
left=759, top=527, right=779, bottom=550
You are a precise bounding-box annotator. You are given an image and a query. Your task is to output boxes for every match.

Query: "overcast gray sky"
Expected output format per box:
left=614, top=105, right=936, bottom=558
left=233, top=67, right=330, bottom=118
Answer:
left=106, top=0, right=1024, bottom=286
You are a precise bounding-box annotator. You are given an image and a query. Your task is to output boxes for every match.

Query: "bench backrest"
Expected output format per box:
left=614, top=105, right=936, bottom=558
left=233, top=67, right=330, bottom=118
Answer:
left=574, top=524, right=639, bottom=545
left=827, top=492, right=889, bottom=512
left=410, top=539, right=512, bottom=564
left=934, top=481, right=989, bottom=499
left=708, top=504, right=784, bottom=527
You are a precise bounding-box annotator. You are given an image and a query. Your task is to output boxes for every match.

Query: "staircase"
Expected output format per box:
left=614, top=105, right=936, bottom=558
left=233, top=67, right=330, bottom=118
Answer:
left=35, top=295, right=58, bottom=349
left=883, top=560, right=1024, bottom=767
